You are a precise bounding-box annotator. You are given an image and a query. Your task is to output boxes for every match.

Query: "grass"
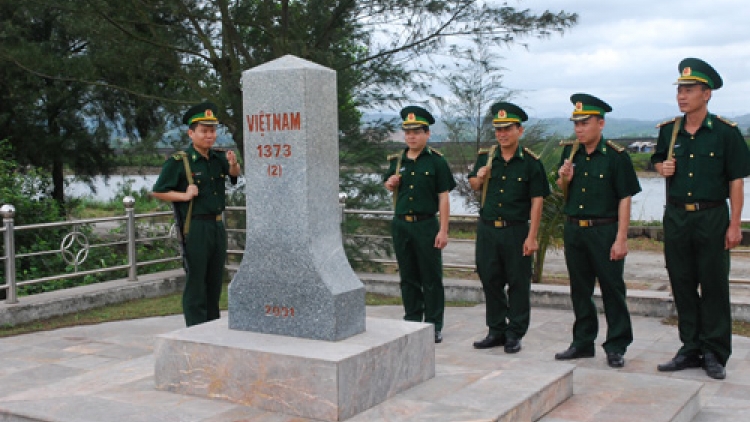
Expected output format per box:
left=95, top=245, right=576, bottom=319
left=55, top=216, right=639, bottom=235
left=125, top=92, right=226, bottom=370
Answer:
left=0, top=285, right=475, bottom=338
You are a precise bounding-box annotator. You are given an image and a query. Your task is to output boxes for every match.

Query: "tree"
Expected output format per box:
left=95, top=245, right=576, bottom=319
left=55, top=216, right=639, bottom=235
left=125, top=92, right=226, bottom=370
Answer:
left=1, top=0, right=577, bottom=205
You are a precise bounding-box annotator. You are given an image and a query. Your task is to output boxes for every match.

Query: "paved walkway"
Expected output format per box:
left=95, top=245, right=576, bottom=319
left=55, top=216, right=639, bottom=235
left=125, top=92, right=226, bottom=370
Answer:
left=1, top=304, right=749, bottom=421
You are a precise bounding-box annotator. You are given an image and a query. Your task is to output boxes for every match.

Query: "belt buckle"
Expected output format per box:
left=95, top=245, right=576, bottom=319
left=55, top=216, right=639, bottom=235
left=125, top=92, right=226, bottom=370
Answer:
left=579, top=219, right=591, bottom=227
left=494, top=220, right=505, bottom=228
left=685, top=204, right=697, bottom=212
left=405, top=215, right=416, bottom=222
left=216, top=215, right=222, bottom=221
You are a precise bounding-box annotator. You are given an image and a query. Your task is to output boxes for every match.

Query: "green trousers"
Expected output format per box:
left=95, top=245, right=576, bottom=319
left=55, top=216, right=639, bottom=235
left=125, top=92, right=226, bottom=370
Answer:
left=391, top=217, right=445, bottom=331
left=183, top=219, right=227, bottom=326
left=664, top=203, right=731, bottom=365
left=475, top=222, right=531, bottom=340
left=563, top=222, right=633, bottom=354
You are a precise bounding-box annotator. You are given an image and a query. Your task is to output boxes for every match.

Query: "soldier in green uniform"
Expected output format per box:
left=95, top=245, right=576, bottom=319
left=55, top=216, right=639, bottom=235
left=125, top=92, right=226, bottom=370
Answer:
left=384, top=106, right=457, bottom=343
left=468, top=102, right=549, bottom=353
left=555, top=94, right=641, bottom=368
left=152, top=102, right=241, bottom=327
left=652, top=58, right=750, bottom=380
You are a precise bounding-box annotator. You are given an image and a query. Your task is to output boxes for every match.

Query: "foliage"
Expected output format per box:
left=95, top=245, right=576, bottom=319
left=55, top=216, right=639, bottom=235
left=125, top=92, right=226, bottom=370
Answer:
left=532, top=138, right=566, bottom=283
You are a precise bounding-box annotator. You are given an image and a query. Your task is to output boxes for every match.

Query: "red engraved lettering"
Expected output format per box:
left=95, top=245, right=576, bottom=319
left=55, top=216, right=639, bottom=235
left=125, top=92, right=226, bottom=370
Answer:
left=291, top=112, right=301, bottom=130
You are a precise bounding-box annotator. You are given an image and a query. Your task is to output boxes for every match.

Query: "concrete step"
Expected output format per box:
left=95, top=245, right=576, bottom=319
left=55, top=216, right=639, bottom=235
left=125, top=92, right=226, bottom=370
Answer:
left=540, top=368, right=702, bottom=422
left=347, top=356, right=574, bottom=422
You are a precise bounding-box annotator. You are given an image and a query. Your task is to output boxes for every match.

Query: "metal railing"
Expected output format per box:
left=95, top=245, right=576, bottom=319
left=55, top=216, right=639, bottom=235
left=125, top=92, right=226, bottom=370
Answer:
left=3, top=200, right=750, bottom=305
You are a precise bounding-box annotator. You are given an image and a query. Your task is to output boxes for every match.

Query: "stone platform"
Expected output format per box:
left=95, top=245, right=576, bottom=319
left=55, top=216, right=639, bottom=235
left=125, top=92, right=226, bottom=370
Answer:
left=154, top=317, right=435, bottom=421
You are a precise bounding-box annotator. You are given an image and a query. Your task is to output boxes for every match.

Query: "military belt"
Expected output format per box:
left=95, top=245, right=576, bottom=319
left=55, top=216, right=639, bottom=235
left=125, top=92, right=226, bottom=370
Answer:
left=566, top=216, right=617, bottom=227
left=668, top=199, right=724, bottom=212
left=480, top=218, right=526, bottom=229
left=192, top=214, right=222, bottom=221
left=396, top=214, right=435, bottom=223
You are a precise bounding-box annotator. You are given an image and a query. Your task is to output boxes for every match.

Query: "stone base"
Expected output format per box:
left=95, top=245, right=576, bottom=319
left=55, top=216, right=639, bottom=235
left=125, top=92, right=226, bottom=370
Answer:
left=154, top=317, right=435, bottom=421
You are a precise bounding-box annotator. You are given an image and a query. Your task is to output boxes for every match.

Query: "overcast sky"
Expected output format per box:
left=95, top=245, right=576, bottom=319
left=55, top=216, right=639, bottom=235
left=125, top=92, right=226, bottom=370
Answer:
left=498, top=0, right=750, bottom=120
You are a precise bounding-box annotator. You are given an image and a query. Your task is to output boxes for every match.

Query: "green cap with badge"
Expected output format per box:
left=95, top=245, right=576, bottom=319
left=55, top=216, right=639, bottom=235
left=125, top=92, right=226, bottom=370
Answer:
left=182, top=102, right=220, bottom=126
left=675, top=58, right=723, bottom=90
left=569, top=93, right=612, bottom=121
left=490, top=102, right=528, bottom=127
left=400, top=106, right=435, bottom=130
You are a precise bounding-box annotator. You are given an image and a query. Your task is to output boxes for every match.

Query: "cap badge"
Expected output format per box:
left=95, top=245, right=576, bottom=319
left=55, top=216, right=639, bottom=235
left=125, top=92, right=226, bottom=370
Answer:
left=407, top=113, right=416, bottom=122
left=498, top=110, right=507, bottom=119
left=575, top=102, right=583, bottom=112
left=205, top=109, right=214, bottom=118
left=682, top=67, right=692, bottom=77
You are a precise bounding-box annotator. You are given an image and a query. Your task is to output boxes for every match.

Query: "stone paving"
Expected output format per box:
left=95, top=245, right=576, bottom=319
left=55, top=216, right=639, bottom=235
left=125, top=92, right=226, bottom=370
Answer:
left=1, top=303, right=749, bottom=421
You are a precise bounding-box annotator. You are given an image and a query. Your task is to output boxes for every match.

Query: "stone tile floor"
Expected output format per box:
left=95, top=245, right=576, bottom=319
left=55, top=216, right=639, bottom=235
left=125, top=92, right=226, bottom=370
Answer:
left=0, top=304, right=748, bottom=421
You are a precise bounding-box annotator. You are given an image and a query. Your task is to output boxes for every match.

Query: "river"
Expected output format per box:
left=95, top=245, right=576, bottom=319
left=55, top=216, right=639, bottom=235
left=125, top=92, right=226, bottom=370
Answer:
left=65, top=175, right=750, bottom=222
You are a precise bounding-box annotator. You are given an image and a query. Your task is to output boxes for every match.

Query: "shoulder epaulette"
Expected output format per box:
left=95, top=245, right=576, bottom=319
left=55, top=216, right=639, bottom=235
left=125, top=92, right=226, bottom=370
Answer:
left=716, top=115, right=738, bottom=127
left=559, top=140, right=576, bottom=147
left=606, top=140, right=625, bottom=153
left=656, top=117, right=679, bottom=128
left=387, top=153, right=400, bottom=160
left=523, top=147, right=540, bottom=160
left=172, top=151, right=187, bottom=160
left=478, top=148, right=490, bottom=155
left=428, top=147, right=443, bottom=156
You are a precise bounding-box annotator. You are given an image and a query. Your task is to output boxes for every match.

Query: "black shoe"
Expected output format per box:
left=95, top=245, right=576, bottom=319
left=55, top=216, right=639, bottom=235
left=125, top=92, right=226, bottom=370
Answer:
left=434, top=331, right=443, bottom=344
left=703, top=352, right=726, bottom=380
left=657, top=353, right=702, bottom=372
left=555, top=346, right=595, bottom=360
left=473, top=334, right=504, bottom=349
left=504, top=338, right=522, bottom=354
left=606, top=352, right=625, bottom=368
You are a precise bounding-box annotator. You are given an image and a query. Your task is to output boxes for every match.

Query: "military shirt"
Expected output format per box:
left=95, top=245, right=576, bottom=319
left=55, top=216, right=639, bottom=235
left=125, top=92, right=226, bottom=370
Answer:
left=558, top=138, right=641, bottom=218
left=468, top=146, right=550, bottom=221
left=650, top=113, right=750, bottom=202
left=384, top=147, right=457, bottom=215
left=152, top=145, right=237, bottom=219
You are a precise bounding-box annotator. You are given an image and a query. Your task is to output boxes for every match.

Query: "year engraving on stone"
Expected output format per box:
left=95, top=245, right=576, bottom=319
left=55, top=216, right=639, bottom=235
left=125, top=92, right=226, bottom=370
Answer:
left=264, top=305, right=296, bottom=318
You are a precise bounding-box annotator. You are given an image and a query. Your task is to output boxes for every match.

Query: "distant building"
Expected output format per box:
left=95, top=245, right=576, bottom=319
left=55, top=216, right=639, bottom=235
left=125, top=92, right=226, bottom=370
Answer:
left=627, top=141, right=655, bottom=153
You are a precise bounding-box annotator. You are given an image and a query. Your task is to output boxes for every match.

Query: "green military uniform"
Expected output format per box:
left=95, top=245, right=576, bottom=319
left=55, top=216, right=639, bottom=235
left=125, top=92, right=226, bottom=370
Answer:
left=468, top=102, right=549, bottom=343
left=558, top=94, right=641, bottom=356
left=152, top=103, right=237, bottom=326
left=650, top=61, right=750, bottom=365
left=385, top=106, right=456, bottom=334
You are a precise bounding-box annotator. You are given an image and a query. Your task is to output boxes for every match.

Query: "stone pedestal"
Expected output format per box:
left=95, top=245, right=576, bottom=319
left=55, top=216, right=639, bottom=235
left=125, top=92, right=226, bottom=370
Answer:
left=154, top=318, right=434, bottom=421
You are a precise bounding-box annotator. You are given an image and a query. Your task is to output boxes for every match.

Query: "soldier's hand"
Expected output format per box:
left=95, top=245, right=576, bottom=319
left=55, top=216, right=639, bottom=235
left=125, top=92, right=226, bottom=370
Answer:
left=476, top=166, right=489, bottom=181
left=558, top=159, right=574, bottom=182
left=522, top=237, right=538, bottom=256
left=726, top=225, right=742, bottom=250
left=434, top=230, right=448, bottom=250
left=660, top=159, right=676, bottom=177
left=185, top=184, right=199, bottom=200
left=610, top=238, right=628, bottom=261
left=385, top=175, right=401, bottom=191
left=226, top=150, right=238, bottom=166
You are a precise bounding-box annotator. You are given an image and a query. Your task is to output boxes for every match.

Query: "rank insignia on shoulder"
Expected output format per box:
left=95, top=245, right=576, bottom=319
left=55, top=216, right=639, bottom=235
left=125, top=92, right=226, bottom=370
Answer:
left=523, top=147, right=540, bottom=160
left=428, top=147, right=443, bottom=156
left=606, top=140, right=625, bottom=153
left=559, top=140, right=576, bottom=147
left=387, top=153, right=400, bottom=161
left=656, top=117, right=679, bottom=128
left=716, top=115, right=738, bottom=127
left=172, top=151, right=187, bottom=160
left=478, top=148, right=490, bottom=155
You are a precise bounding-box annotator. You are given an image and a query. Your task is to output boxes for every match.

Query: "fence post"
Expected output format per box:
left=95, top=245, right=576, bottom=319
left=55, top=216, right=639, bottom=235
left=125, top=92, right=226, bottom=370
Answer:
left=1, top=204, right=18, bottom=304
left=124, top=196, right=138, bottom=281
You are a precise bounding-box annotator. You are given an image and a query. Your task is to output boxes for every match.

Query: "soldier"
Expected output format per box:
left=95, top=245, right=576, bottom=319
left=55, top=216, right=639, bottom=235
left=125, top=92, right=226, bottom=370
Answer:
left=652, top=58, right=750, bottom=380
left=384, top=106, right=457, bottom=343
left=152, top=102, right=241, bottom=326
left=468, top=102, right=549, bottom=353
left=555, top=94, right=641, bottom=368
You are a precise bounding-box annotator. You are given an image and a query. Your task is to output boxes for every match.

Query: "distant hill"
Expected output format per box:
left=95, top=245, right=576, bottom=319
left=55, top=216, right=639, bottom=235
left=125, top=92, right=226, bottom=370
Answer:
left=365, top=112, right=750, bottom=141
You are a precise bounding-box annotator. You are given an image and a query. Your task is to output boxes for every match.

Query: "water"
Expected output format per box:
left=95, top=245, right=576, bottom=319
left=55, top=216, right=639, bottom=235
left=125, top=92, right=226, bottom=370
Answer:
left=66, top=175, right=749, bottom=222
